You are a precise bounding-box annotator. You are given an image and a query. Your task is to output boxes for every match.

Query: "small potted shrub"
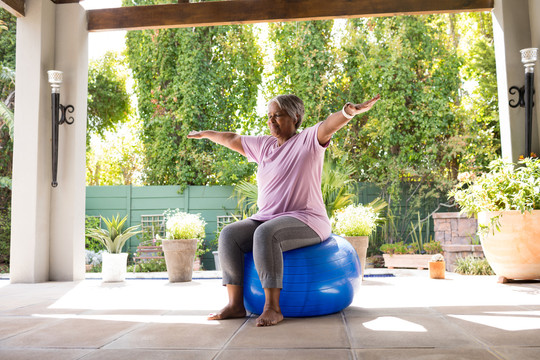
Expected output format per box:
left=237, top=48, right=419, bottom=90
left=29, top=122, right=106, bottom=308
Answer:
left=332, top=200, right=385, bottom=279
left=86, top=214, right=141, bottom=282
left=161, top=209, right=206, bottom=282
left=450, top=157, right=540, bottom=282
left=429, top=253, right=445, bottom=279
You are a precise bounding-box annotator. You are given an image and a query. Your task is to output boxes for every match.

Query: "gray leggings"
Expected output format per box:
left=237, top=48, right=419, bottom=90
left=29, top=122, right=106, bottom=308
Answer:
left=218, top=216, right=321, bottom=289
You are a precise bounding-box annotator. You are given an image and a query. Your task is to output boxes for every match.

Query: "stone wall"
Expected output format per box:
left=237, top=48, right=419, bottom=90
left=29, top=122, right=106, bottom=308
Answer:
left=433, top=212, right=484, bottom=272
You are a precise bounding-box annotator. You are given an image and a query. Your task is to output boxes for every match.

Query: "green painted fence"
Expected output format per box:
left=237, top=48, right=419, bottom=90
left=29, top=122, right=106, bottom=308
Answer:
left=85, top=185, right=238, bottom=266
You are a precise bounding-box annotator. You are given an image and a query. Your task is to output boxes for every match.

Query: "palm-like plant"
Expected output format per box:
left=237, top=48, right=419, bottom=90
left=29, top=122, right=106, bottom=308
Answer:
left=321, top=157, right=356, bottom=218
left=86, top=214, right=141, bottom=253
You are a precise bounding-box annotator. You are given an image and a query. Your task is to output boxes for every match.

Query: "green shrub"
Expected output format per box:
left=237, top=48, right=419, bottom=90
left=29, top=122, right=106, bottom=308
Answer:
left=0, top=207, right=10, bottom=272
left=128, top=259, right=167, bottom=273
left=423, top=241, right=443, bottom=254
left=454, top=256, right=494, bottom=275
left=85, top=216, right=103, bottom=252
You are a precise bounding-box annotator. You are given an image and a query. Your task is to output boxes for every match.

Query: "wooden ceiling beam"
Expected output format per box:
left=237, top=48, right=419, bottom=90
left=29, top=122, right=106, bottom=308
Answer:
left=87, top=0, right=494, bottom=32
left=0, top=0, right=25, bottom=17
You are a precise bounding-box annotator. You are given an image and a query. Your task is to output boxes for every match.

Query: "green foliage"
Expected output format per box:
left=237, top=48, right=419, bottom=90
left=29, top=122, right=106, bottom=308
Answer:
left=409, top=212, right=431, bottom=252
left=266, top=21, right=339, bottom=127
left=0, top=11, right=15, bottom=70
left=321, top=155, right=355, bottom=218
left=0, top=206, right=10, bottom=270
left=336, top=15, right=468, bottom=242
left=129, top=258, right=167, bottom=273
left=380, top=242, right=412, bottom=255
left=450, top=157, right=540, bottom=216
left=125, top=0, right=263, bottom=186
left=232, top=180, right=259, bottom=218
left=423, top=241, right=443, bottom=255
left=87, top=51, right=132, bottom=142
left=86, top=118, right=145, bottom=185
left=86, top=214, right=141, bottom=253
left=85, top=216, right=103, bottom=252
left=454, top=255, right=494, bottom=275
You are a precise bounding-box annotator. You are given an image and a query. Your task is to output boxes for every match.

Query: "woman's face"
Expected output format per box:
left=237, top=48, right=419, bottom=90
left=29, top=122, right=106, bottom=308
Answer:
left=267, top=102, right=297, bottom=143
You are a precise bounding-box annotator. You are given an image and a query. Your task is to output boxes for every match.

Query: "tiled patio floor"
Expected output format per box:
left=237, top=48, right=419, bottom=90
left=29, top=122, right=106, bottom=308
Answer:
left=0, top=270, right=539, bottom=360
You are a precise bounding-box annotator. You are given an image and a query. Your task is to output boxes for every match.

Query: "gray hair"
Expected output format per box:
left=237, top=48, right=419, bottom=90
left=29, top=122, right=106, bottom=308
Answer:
left=267, top=94, right=305, bottom=129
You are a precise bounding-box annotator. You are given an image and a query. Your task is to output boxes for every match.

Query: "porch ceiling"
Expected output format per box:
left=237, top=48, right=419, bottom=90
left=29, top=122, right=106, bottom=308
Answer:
left=0, top=0, right=495, bottom=31
left=86, top=0, right=494, bottom=32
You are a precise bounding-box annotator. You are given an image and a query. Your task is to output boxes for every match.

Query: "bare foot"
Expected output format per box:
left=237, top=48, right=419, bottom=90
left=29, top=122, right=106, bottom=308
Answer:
left=256, top=307, right=284, bottom=327
left=208, top=304, right=246, bottom=320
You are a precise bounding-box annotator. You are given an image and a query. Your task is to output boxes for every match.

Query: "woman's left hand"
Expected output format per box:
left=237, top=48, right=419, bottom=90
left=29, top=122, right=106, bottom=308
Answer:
left=345, top=94, right=381, bottom=116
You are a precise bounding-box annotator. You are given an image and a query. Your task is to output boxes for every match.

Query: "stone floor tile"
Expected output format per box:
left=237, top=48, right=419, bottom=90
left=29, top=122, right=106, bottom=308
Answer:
left=346, top=313, right=481, bottom=349
left=81, top=349, right=218, bottom=360
left=216, top=348, right=353, bottom=360
left=431, top=305, right=526, bottom=315
left=354, top=348, right=501, bottom=360
left=104, top=316, right=246, bottom=350
left=227, top=314, right=349, bottom=349
left=491, top=346, right=540, bottom=360
left=0, top=318, right=138, bottom=348
left=345, top=305, right=439, bottom=317
left=444, top=311, right=540, bottom=347
left=0, top=317, right=53, bottom=341
left=0, top=348, right=92, bottom=360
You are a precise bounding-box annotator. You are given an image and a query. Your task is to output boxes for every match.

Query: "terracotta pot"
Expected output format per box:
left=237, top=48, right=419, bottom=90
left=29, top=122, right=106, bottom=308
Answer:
left=344, top=236, right=369, bottom=280
left=102, top=253, right=128, bottom=282
left=162, top=239, right=198, bottom=282
left=478, top=210, right=540, bottom=282
left=429, top=261, right=445, bottom=279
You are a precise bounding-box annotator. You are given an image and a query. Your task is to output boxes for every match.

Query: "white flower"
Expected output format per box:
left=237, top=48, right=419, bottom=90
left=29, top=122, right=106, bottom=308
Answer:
left=332, top=204, right=379, bottom=237
left=431, top=254, right=444, bottom=262
left=164, top=210, right=206, bottom=240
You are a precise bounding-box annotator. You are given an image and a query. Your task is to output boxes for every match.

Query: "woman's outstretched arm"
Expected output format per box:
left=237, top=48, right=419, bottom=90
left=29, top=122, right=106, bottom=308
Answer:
left=187, top=131, right=246, bottom=156
left=317, top=94, right=380, bottom=146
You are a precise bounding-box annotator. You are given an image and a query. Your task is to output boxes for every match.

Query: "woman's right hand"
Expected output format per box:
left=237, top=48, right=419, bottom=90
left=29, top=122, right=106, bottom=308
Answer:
left=187, top=131, right=205, bottom=139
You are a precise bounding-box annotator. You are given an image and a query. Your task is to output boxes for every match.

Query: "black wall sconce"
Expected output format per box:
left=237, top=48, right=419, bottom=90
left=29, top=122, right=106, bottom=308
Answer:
left=47, top=70, right=75, bottom=188
left=509, top=47, right=537, bottom=157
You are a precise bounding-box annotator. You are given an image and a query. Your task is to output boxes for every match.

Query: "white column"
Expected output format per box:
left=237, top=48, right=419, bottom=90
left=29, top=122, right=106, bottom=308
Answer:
left=493, top=0, right=534, bottom=161
left=10, top=0, right=55, bottom=283
left=49, top=4, right=88, bottom=282
left=528, top=0, right=540, bottom=156
left=10, top=0, right=88, bottom=283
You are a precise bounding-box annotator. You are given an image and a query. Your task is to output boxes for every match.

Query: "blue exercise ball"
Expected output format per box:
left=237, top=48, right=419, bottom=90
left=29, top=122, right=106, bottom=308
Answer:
left=243, top=234, right=361, bottom=317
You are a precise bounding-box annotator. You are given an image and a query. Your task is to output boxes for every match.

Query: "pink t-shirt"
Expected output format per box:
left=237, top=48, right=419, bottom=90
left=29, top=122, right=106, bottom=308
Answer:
left=241, top=122, right=331, bottom=241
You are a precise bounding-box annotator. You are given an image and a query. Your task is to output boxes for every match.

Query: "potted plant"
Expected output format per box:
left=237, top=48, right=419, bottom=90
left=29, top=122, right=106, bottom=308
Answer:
left=450, top=157, right=540, bottom=282
left=86, top=214, right=141, bottom=282
left=332, top=199, right=386, bottom=279
left=161, top=209, right=206, bottom=282
left=429, top=254, right=445, bottom=279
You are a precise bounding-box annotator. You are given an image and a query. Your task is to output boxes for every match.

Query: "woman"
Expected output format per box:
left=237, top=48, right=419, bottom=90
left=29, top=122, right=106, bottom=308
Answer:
left=188, top=94, right=380, bottom=326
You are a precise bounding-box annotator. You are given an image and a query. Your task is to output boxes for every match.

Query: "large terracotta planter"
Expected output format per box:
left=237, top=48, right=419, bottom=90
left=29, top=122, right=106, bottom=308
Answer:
left=162, top=239, right=198, bottom=282
left=102, top=253, right=128, bottom=282
left=344, top=236, right=369, bottom=280
left=478, top=210, right=540, bottom=282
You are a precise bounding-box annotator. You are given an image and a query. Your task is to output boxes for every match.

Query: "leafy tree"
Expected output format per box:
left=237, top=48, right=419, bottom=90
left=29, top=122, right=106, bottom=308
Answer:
left=453, top=12, right=500, bottom=170
left=0, top=10, right=15, bottom=270
left=87, top=51, right=132, bottom=143
left=125, top=0, right=263, bottom=186
left=266, top=20, right=339, bottom=128
left=336, top=16, right=465, bottom=241
left=86, top=118, right=145, bottom=185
